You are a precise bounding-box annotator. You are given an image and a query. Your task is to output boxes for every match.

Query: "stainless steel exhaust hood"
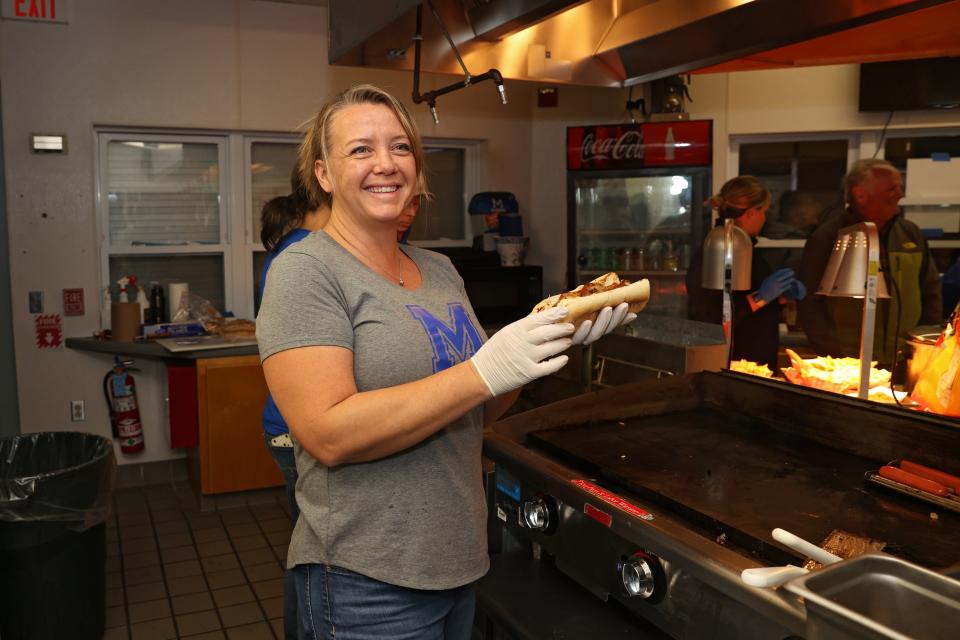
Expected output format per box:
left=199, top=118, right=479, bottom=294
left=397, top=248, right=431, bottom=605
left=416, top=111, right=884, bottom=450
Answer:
left=328, top=0, right=952, bottom=87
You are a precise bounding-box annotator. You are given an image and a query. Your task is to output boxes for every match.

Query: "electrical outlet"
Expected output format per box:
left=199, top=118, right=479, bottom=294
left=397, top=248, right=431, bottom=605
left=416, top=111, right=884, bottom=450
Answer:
left=70, top=400, right=85, bottom=422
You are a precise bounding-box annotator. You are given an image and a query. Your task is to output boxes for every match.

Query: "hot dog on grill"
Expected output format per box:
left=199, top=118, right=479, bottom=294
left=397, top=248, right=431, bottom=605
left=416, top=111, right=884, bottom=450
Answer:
left=531, top=272, right=650, bottom=327
left=879, top=465, right=949, bottom=497
left=900, top=460, right=960, bottom=494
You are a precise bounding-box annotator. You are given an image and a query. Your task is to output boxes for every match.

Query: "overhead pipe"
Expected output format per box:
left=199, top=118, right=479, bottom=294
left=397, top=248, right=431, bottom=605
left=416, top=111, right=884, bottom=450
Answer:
left=412, top=1, right=507, bottom=124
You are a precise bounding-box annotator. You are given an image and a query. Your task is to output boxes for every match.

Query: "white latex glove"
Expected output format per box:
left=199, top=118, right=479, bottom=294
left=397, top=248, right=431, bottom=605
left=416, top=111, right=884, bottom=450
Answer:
left=570, top=303, right=637, bottom=345
left=470, top=307, right=575, bottom=397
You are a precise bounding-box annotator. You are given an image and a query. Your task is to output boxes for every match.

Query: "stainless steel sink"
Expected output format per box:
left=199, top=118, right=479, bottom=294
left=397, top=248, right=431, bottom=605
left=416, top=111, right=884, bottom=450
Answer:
left=785, top=553, right=960, bottom=640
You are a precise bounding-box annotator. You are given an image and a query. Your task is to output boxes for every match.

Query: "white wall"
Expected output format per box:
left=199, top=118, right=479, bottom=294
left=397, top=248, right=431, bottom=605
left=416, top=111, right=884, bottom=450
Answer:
left=0, top=0, right=625, bottom=463
left=726, top=65, right=960, bottom=136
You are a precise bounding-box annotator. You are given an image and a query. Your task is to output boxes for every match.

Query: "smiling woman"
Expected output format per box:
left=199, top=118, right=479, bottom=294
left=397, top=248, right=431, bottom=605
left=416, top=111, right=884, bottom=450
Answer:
left=255, top=84, right=630, bottom=640
left=317, top=100, right=421, bottom=286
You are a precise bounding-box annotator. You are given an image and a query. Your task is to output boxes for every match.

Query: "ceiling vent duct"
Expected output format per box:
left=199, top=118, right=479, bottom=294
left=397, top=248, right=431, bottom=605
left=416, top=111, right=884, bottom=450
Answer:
left=328, top=0, right=953, bottom=88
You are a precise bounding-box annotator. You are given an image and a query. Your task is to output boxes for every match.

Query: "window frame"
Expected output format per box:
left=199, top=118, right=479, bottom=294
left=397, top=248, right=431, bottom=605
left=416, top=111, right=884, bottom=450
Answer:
left=728, top=131, right=861, bottom=249
left=237, top=133, right=302, bottom=320
left=95, top=129, right=233, bottom=312
left=97, top=128, right=484, bottom=321
left=410, top=137, right=484, bottom=249
left=875, top=126, right=960, bottom=250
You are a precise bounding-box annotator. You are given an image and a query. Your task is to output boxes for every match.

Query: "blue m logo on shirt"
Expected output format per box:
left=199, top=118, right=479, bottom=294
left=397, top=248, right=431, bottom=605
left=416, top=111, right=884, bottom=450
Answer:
left=406, top=303, right=484, bottom=373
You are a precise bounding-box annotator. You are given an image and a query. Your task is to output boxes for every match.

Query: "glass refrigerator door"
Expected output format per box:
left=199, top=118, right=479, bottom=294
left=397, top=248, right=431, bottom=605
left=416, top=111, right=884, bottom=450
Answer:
left=573, top=174, right=695, bottom=316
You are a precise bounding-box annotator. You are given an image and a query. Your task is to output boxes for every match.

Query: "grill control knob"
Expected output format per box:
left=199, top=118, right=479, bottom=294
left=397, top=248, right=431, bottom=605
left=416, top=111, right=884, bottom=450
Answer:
left=522, top=497, right=552, bottom=531
left=622, top=555, right=656, bottom=598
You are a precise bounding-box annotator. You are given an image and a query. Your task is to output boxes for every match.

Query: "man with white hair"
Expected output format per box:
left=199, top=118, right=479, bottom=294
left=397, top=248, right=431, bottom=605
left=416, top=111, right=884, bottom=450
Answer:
left=798, top=159, right=941, bottom=364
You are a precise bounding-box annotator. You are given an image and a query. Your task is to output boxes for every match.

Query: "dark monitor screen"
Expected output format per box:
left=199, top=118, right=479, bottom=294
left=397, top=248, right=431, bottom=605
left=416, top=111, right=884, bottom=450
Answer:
left=859, top=57, right=960, bottom=112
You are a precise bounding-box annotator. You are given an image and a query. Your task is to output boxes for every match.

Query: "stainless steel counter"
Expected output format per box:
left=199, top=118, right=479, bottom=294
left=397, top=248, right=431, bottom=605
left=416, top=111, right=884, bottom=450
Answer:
left=66, top=336, right=259, bottom=360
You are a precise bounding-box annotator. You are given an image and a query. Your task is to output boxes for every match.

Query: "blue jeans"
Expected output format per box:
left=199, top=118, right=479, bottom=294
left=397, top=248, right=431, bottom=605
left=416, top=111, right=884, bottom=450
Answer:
left=265, top=432, right=302, bottom=640
left=294, top=564, right=476, bottom=640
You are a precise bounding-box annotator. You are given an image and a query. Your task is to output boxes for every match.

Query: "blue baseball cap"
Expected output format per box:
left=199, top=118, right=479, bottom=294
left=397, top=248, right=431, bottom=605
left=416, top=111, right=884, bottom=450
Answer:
left=468, top=191, right=519, bottom=214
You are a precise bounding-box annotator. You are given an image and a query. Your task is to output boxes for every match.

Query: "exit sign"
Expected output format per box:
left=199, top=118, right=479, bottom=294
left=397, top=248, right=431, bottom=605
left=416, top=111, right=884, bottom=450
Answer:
left=2, top=0, right=69, bottom=24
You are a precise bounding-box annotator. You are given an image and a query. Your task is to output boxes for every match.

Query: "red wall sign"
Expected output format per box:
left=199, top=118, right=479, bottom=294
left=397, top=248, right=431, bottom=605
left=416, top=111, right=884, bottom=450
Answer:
left=567, top=120, right=712, bottom=170
left=2, top=0, right=69, bottom=24
left=62, top=288, right=84, bottom=316
left=35, top=314, right=63, bottom=349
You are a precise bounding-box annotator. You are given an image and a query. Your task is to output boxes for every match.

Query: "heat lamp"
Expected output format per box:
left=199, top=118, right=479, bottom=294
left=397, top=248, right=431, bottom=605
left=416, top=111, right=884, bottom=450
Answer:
left=701, top=218, right=753, bottom=365
left=816, top=221, right=890, bottom=399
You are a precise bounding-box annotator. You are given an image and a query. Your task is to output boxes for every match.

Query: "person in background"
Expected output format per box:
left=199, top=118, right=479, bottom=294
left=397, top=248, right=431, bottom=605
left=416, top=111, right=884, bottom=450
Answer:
left=397, top=193, right=420, bottom=243
left=258, top=169, right=329, bottom=640
left=256, top=84, right=633, bottom=640
left=759, top=190, right=823, bottom=272
left=686, top=176, right=807, bottom=369
left=798, top=159, right=941, bottom=364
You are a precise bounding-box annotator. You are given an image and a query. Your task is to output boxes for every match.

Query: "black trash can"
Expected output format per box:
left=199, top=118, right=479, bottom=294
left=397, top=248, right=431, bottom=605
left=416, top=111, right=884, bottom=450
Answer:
left=0, top=432, right=116, bottom=640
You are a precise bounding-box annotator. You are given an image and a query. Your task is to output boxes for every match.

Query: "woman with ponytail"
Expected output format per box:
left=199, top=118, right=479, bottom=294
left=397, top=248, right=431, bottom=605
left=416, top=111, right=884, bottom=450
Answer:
left=260, top=168, right=328, bottom=252
left=686, top=176, right=806, bottom=369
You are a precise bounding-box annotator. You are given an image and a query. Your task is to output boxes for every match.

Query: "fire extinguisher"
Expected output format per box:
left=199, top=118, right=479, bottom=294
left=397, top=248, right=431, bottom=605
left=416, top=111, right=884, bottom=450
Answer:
left=103, top=357, right=145, bottom=454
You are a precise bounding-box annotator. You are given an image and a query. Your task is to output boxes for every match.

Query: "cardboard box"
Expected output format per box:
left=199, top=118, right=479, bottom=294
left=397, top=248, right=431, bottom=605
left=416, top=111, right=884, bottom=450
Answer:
left=143, top=321, right=206, bottom=338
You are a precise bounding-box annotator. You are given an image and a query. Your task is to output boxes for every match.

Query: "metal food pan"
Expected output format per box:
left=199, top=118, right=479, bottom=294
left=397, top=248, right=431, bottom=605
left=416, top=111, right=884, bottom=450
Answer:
left=784, top=553, right=960, bottom=640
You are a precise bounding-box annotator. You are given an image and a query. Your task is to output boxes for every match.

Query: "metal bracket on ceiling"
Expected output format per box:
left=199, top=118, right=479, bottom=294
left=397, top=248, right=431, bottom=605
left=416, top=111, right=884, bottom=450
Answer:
left=412, top=1, right=507, bottom=124
left=626, top=86, right=647, bottom=124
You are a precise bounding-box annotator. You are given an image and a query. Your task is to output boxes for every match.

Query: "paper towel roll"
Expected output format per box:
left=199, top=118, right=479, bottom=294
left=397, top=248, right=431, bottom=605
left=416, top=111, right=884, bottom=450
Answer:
left=111, top=302, right=141, bottom=342
left=167, top=282, right=189, bottom=318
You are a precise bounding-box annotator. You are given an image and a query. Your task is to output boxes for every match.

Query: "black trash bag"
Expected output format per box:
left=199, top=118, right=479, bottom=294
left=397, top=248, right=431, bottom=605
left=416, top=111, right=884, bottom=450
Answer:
left=0, top=432, right=116, bottom=640
left=0, top=431, right=116, bottom=530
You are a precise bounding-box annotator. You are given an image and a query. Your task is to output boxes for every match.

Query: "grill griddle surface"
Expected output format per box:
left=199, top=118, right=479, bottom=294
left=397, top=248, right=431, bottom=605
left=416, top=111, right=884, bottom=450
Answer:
left=529, top=408, right=960, bottom=569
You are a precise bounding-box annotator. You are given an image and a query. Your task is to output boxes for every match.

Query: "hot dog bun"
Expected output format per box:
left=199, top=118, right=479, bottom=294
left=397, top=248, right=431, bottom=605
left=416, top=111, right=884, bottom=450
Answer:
left=532, top=272, right=649, bottom=326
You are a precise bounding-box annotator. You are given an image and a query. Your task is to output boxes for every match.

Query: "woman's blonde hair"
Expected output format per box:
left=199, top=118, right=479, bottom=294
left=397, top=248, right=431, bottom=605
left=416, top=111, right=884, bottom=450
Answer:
left=705, top=175, right=770, bottom=219
left=297, top=84, right=428, bottom=210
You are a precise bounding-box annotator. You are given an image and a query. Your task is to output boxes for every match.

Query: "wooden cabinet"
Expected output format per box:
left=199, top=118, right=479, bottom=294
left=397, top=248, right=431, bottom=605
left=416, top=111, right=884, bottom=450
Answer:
left=64, top=339, right=281, bottom=496
left=186, top=355, right=283, bottom=495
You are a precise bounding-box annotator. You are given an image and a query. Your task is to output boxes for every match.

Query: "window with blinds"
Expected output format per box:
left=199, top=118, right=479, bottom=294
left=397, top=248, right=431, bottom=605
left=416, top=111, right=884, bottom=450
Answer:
left=99, top=132, right=228, bottom=319
left=98, top=130, right=482, bottom=321
left=105, top=140, right=221, bottom=245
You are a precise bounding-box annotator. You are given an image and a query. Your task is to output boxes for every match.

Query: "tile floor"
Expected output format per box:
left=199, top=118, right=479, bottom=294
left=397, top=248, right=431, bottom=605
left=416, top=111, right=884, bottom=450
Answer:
left=102, top=482, right=293, bottom=640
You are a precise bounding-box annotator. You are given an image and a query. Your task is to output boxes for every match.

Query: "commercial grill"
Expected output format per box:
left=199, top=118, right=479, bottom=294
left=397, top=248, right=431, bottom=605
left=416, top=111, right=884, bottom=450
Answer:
left=481, top=371, right=960, bottom=639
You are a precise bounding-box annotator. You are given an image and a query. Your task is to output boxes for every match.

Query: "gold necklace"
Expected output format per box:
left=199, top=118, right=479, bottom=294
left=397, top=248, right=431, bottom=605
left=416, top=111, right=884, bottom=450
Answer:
left=330, top=229, right=404, bottom=287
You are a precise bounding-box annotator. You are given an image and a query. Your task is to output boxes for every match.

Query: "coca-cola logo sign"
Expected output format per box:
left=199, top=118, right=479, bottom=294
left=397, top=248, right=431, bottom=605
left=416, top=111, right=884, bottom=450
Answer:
left=568, top=121, right=712, bottom=170
left=579, top=130, right=644, bottom=163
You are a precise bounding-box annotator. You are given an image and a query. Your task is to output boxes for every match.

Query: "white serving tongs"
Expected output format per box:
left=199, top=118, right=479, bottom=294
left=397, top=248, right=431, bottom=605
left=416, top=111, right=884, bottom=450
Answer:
left=741, top=528, right=843, bottom=588
left=741, top=564, right=810, bottom=587
left=772, top=528, right=843, bottom=566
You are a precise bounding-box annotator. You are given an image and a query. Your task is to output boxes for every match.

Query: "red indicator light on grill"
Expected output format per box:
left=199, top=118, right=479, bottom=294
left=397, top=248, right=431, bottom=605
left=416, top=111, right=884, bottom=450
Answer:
left=571, top=479, right=655, bottom=521
left=584, top=503, right=613, bottom=527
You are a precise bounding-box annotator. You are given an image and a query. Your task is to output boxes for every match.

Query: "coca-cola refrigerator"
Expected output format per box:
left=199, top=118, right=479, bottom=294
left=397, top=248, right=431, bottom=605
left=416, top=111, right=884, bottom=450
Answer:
left=566, top=121, right=713, bottom=317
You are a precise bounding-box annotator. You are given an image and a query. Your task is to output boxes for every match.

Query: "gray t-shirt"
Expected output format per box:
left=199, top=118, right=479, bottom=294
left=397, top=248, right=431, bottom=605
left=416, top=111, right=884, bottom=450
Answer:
left=256, top=230, right=489, bottom=590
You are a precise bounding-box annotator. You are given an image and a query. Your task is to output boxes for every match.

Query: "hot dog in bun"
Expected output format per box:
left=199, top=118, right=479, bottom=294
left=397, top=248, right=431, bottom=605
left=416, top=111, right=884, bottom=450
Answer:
left=532, top=272, right=650, bottom=326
